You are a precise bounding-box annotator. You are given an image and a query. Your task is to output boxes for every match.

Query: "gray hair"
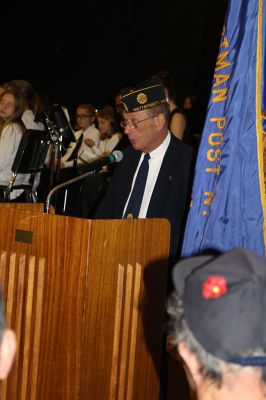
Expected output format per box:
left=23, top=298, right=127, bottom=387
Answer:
left=146, top=102, right=170, bottom=123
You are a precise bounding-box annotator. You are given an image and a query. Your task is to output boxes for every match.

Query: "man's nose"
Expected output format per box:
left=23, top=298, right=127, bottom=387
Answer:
left=124, top=124, right=133, bottom=135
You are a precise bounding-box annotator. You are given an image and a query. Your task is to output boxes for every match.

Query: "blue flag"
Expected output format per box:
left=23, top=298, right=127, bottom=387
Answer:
left=182, top=0, right=266, bottom=257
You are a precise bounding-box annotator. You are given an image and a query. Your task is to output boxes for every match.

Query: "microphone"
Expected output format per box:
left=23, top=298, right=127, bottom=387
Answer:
left=44, top=150, right=123, bottom=214
left=77, top=150, right=123, bottom=174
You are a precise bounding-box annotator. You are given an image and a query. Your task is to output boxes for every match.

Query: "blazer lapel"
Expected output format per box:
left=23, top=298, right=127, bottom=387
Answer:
left=147, top=136, right=180, bottom=217
left=115, top=148, right=142, bottom=216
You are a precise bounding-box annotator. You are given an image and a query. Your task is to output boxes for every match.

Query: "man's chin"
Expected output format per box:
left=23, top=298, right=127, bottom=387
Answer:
left=130, top=140, right=140, bottom=150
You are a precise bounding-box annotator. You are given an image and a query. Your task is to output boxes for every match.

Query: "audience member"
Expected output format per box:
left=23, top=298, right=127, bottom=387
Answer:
left=183, top=95, right=198, bottom=112
left=51, top=103, right=99, bottom=214
left=167, top=247, right=266, bottom=400
left=79, top=105, right=123, bottom=218
left=0, top=288, right=16, bottom=380
left=60, top=103, right=100, bottom=169
left=9, top=79, right=45, bottom=126
left=55, top=105, right=121, bottom=216
left=155, top=70, right=187, bottom=142
left=78, top=105, right=121, bottom=165
left=0, top=82, right=8, bottom=97
left=0, top=80, right=46, bottom=201
left=0, top=82, right=9, bottom=128
left=0, top=87, right=29, bottom=200
left=94, top=76, right=194, bottom=260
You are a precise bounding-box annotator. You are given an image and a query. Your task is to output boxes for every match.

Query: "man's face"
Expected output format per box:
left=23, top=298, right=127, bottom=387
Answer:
left=122, top=109, right=166, bottom=153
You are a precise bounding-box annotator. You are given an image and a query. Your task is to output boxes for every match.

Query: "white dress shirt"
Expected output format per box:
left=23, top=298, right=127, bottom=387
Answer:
left=0, top=110, right=45, bottom=199
left=61, top=123, right=100, bottom=168
left=123, top=132, right=171, bottom=218
left=78, top=132, right=122, bottom=164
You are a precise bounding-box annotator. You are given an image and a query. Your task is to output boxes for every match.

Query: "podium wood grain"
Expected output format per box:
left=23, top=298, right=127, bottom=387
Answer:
left=0, top=206, right=170, bottom=399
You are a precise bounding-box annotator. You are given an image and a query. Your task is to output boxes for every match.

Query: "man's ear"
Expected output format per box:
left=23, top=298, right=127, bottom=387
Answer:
left=154, top=113, right=166, bottom=130
left=178, top=341, right=202, bottom=388
left=0, top=329, right=17, bottom=379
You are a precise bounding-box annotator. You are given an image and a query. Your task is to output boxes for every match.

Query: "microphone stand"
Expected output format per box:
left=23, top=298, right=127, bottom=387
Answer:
left=45, top=106, right=75, bottom=210
left=45, top=113, right=64, bottom=189
left=44, top=149, right=124, bottom=214
left=44, top=169, right=96, bottom=214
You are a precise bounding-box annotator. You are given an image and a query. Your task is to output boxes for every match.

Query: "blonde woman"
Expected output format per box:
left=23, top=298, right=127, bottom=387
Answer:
left=0, top=87, right=27, bottom=200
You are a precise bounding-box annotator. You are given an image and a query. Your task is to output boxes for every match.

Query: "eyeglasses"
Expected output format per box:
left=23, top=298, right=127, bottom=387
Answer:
left=0, top=99, right=15, bottom=110
left=120, top=115, right=158, bottom=129
left=75, top=114, right=93, bottom=119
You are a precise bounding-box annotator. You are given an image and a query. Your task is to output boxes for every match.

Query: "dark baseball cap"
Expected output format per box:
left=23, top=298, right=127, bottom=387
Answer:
left=172, top=248, right=266, bottom=365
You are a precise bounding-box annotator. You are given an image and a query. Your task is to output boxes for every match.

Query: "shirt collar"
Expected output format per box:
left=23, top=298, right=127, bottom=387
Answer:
left=82, top=123, right=95, bottom=133
left=149, top=131, right=171, bottom=159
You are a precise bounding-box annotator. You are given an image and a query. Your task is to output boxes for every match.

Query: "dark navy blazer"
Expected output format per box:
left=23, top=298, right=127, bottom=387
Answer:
left=95, top=134, right=194, bottom=259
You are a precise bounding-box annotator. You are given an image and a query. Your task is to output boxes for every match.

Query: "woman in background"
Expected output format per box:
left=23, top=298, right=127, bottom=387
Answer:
left=0, top=82, right=9, bottom=128
left=0, top=87, right=27, bottom=200
left=0, top=80, right=46, bottom=201
left=8, top=79, right=45, bottom=129
left=79, top=106, right=123, bottom=218
left=79, top=105, right=121, bottom=164
left=156, top=70, right=187, bottom=141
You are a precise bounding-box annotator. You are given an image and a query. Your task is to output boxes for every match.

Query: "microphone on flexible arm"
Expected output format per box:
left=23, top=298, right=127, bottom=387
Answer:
left=44, top=150, right=123, bottom=214
left=76, top=150, right=123, bottom=174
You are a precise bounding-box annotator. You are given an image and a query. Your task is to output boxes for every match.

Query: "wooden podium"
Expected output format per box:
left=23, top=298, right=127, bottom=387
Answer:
left=0, top=205, right=170, bottom=399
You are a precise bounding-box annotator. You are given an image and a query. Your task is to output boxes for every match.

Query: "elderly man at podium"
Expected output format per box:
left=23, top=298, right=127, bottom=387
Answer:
left=94, top=76, right=194, bottom=260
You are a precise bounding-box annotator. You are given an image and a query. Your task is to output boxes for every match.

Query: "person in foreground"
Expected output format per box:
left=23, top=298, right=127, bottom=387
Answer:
left=167, top=247, right=266, bottom=400
left=0, top=290, right=16, bottom=379
left=94, top=76, right=194, bottom=259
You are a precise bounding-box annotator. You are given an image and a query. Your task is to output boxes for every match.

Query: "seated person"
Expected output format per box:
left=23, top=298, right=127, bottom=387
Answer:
left=0, top=82, right=8, bottom=128
left=167, top=248, right=266, bottom=400
left=61, top=103, right=100, bottom=169
left=55, top=106, right=121, bottom=216
left=155, top=70, right=187, bottom=141
left=0, top=87, right=30, bottom=201
left=77, top=105, right=122, bottom=165
left=8, top=79, right=45, bottom=128
left=79, top=106, right=123, bottom=218
left=7, top=80, right=46, bottom=200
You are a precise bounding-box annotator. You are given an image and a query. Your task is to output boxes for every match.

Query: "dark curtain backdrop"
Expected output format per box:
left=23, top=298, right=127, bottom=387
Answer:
left=2, top=0, right=228, bottom=119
